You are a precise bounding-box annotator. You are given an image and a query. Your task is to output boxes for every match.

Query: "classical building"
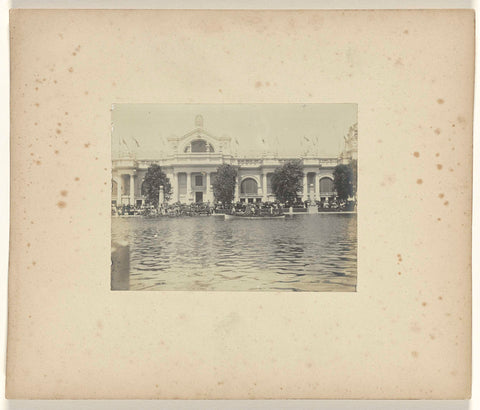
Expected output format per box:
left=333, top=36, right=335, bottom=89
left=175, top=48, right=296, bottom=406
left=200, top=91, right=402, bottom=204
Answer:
left=111, top=115, right=357, bottom=206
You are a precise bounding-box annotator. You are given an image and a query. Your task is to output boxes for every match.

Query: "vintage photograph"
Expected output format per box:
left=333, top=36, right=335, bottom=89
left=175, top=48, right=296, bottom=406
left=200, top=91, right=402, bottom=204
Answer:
left=111, top=104, right=357, bottom=291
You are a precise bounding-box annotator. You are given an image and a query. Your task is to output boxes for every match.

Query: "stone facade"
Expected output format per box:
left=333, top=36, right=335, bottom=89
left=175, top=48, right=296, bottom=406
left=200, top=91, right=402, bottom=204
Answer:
left=112, top=115, right=356, bottom=206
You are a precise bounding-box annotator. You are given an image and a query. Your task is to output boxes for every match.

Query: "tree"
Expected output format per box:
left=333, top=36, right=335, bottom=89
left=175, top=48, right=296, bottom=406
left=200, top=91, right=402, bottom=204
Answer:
left=271, top=160, right=304, bottom=203
left=333, top=164, right=354, bottom=201
left=350, top=159, right=358, bottom=196
left=212, top=164, right=237, bottom=204
left=142, top=164, right=172, bottom=207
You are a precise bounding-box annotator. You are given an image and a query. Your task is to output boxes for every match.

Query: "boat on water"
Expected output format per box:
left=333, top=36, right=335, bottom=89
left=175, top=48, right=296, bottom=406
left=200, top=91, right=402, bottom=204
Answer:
left=224, top=214, right=285, bottom=220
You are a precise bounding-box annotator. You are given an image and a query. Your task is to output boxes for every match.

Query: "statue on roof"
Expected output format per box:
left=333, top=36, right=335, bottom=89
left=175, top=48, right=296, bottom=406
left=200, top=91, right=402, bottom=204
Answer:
left=195, top=114, right=204, bottom=128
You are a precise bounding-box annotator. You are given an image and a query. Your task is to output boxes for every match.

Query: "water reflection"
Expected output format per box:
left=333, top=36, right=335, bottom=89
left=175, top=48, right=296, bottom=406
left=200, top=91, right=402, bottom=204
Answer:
left=111, top=214, right=357, bottom=291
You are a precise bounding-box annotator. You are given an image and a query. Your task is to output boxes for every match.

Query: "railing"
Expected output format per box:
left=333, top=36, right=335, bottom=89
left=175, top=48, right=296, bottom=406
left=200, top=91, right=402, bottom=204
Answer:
left=113, top=159, right=137, bottom=168
left=239, top=193, right=261, bottom=197
left=113, top=156, right=340, bottom=171
left=318, top=191, right=336, bottom=197
left=236, top=158, right=263, bottom=166
left=318, top=159, right=339, bottom=167
left=172, top=154, right=227, bottom=165
left=135, top=159, right=170, bottom=168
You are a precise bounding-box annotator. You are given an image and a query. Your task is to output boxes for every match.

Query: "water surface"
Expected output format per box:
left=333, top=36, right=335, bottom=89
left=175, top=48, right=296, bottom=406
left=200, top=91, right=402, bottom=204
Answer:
left=111, top=214, right=357, bottom=291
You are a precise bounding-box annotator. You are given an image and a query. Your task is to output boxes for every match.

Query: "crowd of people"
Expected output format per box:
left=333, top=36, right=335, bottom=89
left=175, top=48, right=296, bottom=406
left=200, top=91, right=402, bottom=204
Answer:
left=112, top=202, right=214, bottom=217
left=226, top=201, right=284, bottom=217
left=111, top=197, right=356, bottom=217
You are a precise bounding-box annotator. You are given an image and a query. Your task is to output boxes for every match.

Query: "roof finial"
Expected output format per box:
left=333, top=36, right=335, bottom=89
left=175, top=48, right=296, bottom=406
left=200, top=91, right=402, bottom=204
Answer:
left=195, top=114, right=204, bottom=128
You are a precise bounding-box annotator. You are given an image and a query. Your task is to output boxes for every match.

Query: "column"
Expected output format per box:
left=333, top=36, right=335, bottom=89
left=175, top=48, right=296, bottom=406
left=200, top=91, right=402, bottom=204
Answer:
left=116, top=177, right=121, bottom=205
left=302, top=173, right=308, bottom=201
left=313, top=173, right=318, bottom=201
left=172, top=173, right=178, bottom=203
left=262, top=173, right=268, bottom=202
left=158, top=185, right=164, bottom=206
left=206, top=172, right=211, bottom=202
left=166, top=173, right=174, bottom=203
left=234, top=175, right=240, bottom=202
left=317, top=175, right=322, bottom=200
left=129, top=174, right=135, bottom=205
left=186, top=172, right=192, bottom=203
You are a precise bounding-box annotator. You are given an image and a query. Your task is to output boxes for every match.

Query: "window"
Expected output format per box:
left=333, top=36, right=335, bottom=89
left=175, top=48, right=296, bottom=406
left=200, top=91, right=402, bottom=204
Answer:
left=195, top=175, right=203, bottom=186
left=319, top=177, right=334, bottom=193
left=178, top=173, right=187, bottom=195
left=191, top=140, right=207, bottom=152
left=240, top=178, right=258, bottom=195
left=121, top=175, right=130, bottom=195
left=189, top=139, right=215, bottom=153
left=266, top=173, right=273, bottom=194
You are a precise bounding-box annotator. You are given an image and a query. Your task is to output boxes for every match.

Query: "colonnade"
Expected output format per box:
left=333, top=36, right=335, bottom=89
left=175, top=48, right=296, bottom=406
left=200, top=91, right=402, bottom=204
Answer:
left=169, top=171, right=214, bottom=203
left=113, top=172, right=136, bottom=206
left=113, top=170, right=334, bottom=205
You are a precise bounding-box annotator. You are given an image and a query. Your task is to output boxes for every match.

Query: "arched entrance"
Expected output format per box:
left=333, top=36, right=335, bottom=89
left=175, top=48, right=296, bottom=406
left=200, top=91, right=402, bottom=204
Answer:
left=319, top=177, right=334, bottom=201
left=240, top=178, right=260, bottom=203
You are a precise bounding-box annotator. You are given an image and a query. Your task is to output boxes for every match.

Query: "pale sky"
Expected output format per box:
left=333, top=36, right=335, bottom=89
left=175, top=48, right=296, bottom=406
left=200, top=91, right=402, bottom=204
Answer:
left=112, top=104, right=357, bottom=159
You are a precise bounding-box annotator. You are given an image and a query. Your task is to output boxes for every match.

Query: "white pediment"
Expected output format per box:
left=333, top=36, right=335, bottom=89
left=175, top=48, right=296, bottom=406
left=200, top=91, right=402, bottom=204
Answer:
left=167, top=115, right=232, bottom=154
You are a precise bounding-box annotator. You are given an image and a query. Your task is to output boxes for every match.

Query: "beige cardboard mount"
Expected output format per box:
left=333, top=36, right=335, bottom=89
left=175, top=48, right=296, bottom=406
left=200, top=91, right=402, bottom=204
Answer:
left=6, top=9, right=473, bottom=399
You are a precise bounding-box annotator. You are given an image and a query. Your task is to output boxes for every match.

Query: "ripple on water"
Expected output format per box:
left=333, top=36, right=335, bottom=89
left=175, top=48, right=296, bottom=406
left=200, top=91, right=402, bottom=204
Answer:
left=112, top=214, right=357, bottom=291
